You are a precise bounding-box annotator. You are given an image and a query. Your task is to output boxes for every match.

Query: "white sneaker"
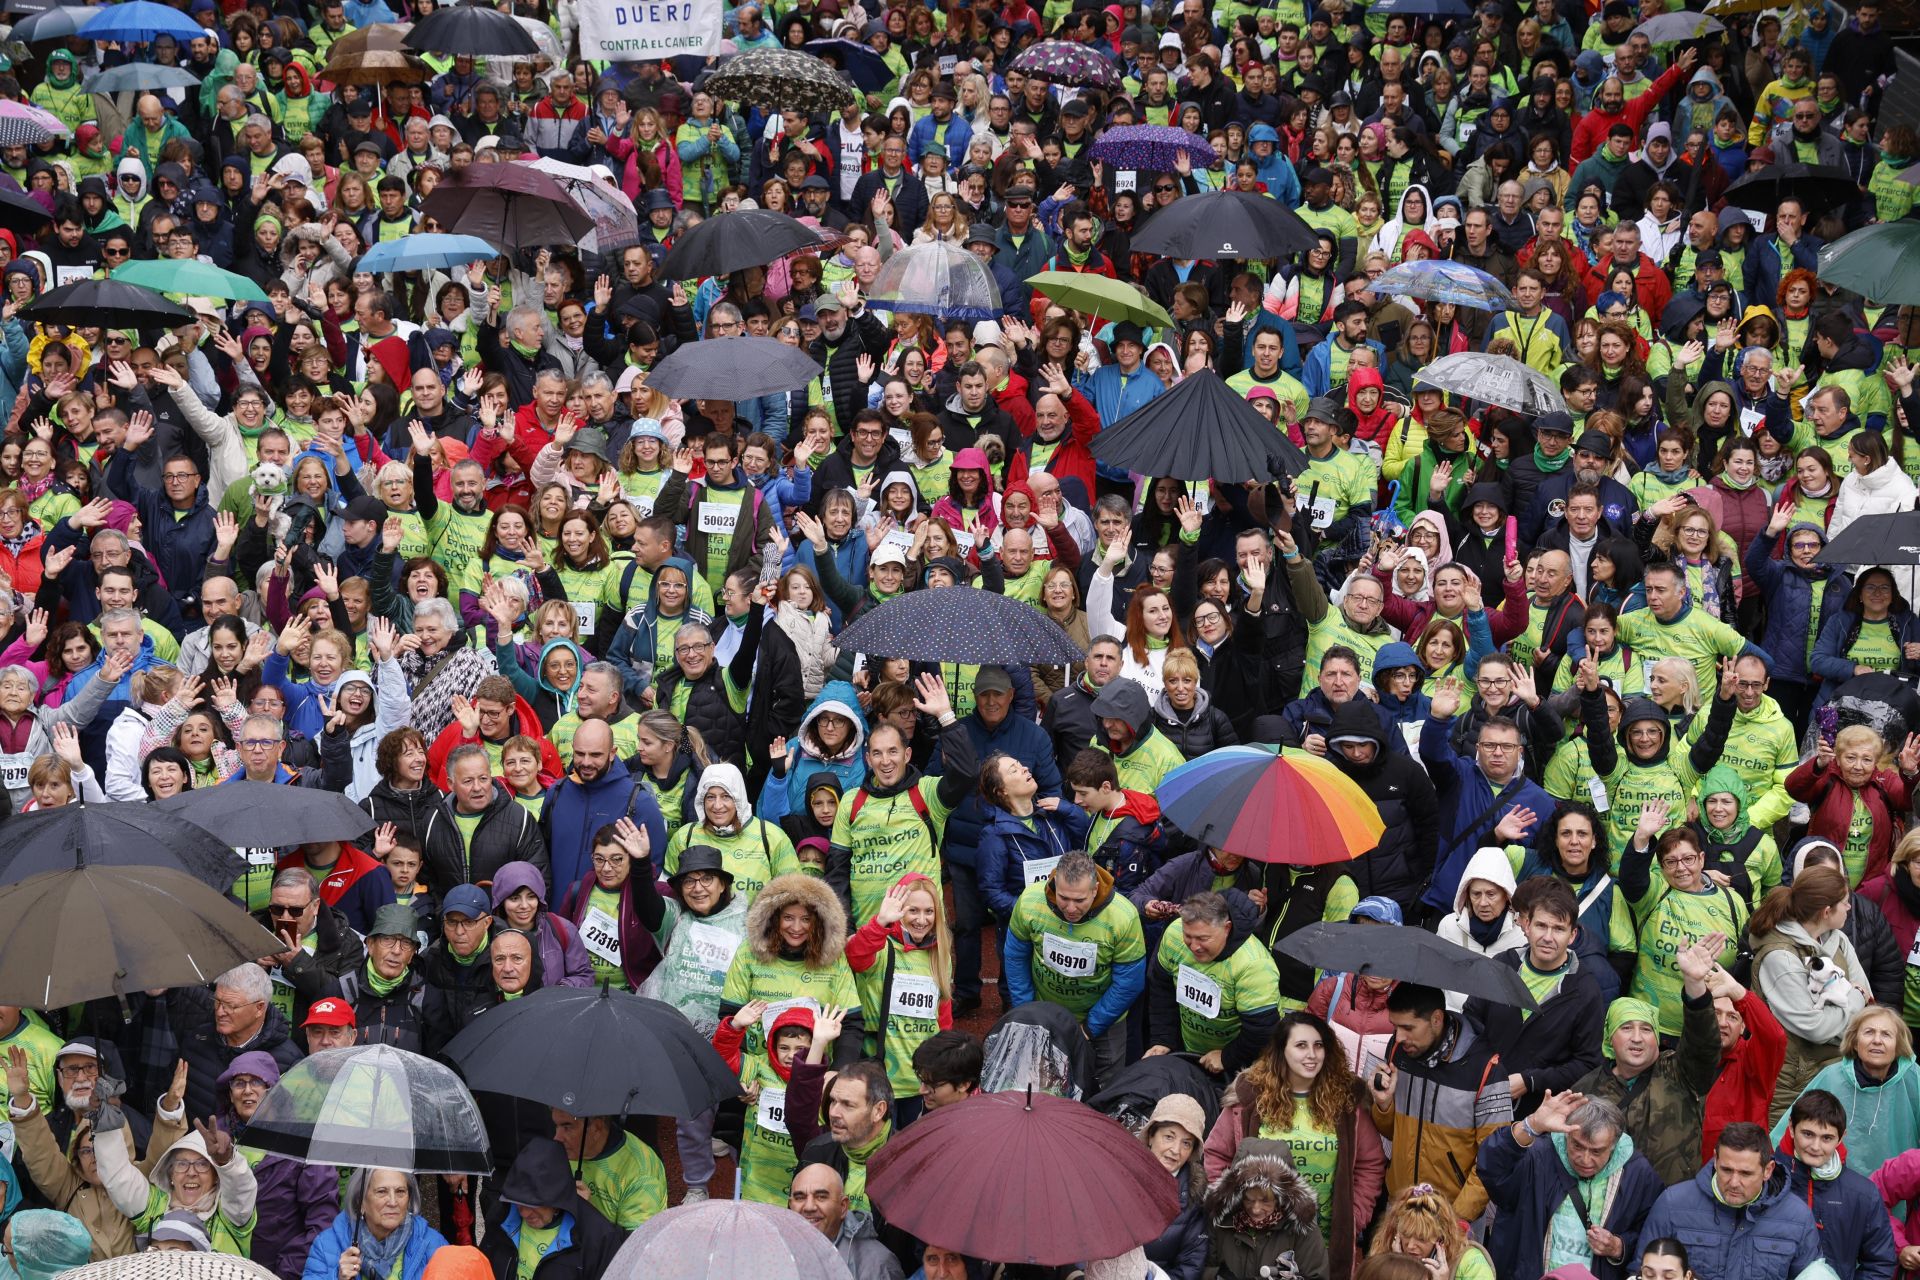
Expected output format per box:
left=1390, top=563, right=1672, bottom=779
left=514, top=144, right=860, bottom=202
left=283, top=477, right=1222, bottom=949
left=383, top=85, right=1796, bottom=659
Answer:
left=681, top=1186, right=710, bottom=1204
left=711, top=1139, right=734, bottom=1159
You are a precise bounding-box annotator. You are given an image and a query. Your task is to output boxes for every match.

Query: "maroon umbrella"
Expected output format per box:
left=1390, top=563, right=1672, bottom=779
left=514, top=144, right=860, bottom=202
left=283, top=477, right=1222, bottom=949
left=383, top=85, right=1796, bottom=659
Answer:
left=419, top=161, right=597, bottom=254
left=866, top=1088, right=1179, bottom=1265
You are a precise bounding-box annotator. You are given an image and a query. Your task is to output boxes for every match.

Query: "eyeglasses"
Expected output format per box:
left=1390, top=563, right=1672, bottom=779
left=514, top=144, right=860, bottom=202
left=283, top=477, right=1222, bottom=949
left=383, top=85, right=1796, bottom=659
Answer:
left=267, top=903, right=309, bottom=918
left=674, top=642, right=712, bottom=654
left=55, top=1062, right=99, bottom=1079
left=1477, top=741, right=1521, bottom=754
left=590, top=852, right=629, bottom=867
left=171, top=1158, right=215, bottom=1175
left=237, top=738, right=281, bottom=750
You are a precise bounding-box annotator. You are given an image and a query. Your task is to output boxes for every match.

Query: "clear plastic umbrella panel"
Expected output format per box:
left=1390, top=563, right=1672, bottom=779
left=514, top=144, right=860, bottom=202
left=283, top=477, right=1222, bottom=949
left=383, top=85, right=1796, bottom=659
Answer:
left=241, top=1045, right=491, bottom=1174
left=865, top=240, right=1003, bottom=321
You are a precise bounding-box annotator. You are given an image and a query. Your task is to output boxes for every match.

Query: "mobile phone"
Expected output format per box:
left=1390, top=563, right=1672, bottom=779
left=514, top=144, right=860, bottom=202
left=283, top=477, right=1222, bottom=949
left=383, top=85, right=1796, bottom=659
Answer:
left=1372, top=1068, right=1390, bottom=1091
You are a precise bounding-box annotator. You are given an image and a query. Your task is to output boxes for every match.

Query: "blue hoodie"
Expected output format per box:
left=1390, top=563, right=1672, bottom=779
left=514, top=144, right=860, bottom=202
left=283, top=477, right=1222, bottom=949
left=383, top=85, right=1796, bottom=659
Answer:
left=762, top=680, right=868, bottom=822
left=606, top=555, right=711, bottom=700
left=1369, top=640, right=1431, bottom=725
left=1246, top=125, right=1302, bottom=206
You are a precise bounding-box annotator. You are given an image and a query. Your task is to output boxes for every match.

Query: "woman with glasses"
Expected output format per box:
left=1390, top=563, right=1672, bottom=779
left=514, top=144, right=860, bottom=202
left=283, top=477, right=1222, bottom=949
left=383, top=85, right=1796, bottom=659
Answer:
left=1811, top=567, right=1920, bottom=712
left=97, top=1100, right=259, bottom=1258
left=1619, top=803, right=1749, bottom=1038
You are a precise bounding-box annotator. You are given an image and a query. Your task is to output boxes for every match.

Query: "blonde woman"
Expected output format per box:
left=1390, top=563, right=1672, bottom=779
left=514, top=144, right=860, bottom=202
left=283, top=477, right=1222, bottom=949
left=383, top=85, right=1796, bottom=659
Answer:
left=846, top=874, right=952, bottom=1126
left=1367, top=1183, right=1494, bottom=1280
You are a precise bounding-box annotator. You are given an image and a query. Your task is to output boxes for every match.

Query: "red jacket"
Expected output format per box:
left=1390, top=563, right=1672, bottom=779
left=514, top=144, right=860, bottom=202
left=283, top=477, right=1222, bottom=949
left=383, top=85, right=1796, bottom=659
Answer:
left=274, top=842, right=383, bottom=909
left=1700, top=988, right=1786, bottom=1162
left=426, top=692, right=564, bottom=790
left=1786, top=757, right=1915, bottom=886
left=1569, top=61, right=1688, bottom=162
left=1860, top=871, right=1920, bottom=958
left=1580, top=250, right=1672, bottom=325
left=1005, top=384, right=1100, bottom=504
left=1375, top=563, right=1531, bottom=647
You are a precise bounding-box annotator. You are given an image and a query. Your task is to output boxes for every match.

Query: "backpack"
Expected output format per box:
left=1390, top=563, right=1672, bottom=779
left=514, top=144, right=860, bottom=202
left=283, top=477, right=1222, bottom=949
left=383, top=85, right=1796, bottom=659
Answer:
left=846, top=783, right=936, bottom=847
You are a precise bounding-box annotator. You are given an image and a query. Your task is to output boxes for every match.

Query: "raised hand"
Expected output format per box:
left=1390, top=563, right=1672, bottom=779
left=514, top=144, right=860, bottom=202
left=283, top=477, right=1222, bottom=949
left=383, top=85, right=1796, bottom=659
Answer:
left=911, top=671, right=952, bottom=721
left=452, top=694, right=480, bottom=738
left=49, top=722, right=83, bottom=768
left=22, top=607, right=47, bottom=649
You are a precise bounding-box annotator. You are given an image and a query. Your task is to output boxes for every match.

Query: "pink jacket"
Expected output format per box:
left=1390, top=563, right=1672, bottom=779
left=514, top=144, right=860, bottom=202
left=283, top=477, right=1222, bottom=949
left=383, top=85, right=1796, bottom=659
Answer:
left=1872, top=1147, right=1920, bottom=1256
left=612, top=133, right=683, bottom=209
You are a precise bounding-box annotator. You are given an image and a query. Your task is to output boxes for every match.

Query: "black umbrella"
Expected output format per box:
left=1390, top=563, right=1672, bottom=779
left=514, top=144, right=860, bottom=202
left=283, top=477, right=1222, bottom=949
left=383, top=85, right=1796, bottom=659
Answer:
left=834, top=586, right=1086, bottom=665
left=1090, top=369, right=1310, bottom=483
left=1129, top=190, right=1320, bottom=261
left=0, top=187, right=53, bottom=237
left=1274, top=922, right=1538, bottom=1008
left=156, top=781, right=375, bottom=848
left=1724, top=161, right=1860, bottom=218
left=0, top=860, right=283, bottom=1007
left=441, top=985, right=738, bottom=1119
left=658, top=208, right=834, bottom=280
left=0, top=802, right=246, bottom=890
left=419, top=164, right=596, bottom=254
left=1823, top=672, right=1920, bottom=756
left=1087, top=1053, right=1222, bottom=1135
left=22, top=277, right=194, bottom=328
left=704, top=47, right=857, bottom=114
left=402, top=3, right=538, bottom=55
left=644, top=335, right=822, bottom=401
left=1815, top=511, right=1920, bottom=567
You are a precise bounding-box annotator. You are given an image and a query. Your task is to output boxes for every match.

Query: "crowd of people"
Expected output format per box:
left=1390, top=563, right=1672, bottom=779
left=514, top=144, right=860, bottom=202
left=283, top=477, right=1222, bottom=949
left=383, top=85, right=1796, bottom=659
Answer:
left=0, top=0, right=1913, bottom=1279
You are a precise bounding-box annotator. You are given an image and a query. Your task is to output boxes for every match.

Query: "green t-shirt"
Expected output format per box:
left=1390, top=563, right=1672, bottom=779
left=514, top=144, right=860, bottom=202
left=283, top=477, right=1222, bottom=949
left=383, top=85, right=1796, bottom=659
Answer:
left=1627, top=879, right=1747, bottom=1035
left=1847, top=621, right=1901, bottom=674
left=1260, top=1102, right=1340, bottom=1237
left=1155, top=923, right=1282, bottom=1053
left=737, top=1055, right=796, bottom=1206
left=582, top=1130, right=666, bottom=1229
left=515, top=1220, right=561, bottom=1280
left=828, top=780, right=956, bottom=923
left=854, top=933, right=945, bottom=1095
left=1843, top=791, right=1874, bottom=885
left=1007, top=879, right=1146, bottom=1021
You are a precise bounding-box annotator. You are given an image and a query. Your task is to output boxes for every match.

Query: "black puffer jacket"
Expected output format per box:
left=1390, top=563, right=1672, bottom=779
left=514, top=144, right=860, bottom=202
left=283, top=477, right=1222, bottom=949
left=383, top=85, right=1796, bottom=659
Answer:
left=419, top=781, right=548, bottom=890
left=1324, top=699, right=1439, bottom=917
left=1151, top=687, right=1239, bottom=759
left=807, top=308, right=888, bottom=439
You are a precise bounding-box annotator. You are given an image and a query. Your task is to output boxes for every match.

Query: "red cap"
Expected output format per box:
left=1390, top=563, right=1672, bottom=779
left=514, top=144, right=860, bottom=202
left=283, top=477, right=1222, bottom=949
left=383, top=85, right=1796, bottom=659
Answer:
left=303, top=998, right=356, bottom=1028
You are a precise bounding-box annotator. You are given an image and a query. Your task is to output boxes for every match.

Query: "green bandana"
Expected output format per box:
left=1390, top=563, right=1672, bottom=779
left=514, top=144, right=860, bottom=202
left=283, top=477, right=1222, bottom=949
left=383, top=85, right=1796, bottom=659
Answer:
left=363, top=960, right=406, bottom=997
left=1534, top=445, right=1572, bottom=473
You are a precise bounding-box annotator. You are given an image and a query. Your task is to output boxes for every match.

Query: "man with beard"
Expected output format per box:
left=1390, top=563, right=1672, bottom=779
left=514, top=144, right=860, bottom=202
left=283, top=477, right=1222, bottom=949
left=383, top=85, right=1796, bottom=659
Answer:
left=1524, top=429, right=1637, bottom=545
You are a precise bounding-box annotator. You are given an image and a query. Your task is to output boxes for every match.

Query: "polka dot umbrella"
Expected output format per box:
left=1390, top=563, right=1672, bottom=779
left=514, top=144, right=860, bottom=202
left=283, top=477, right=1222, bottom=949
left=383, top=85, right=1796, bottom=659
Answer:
left=1009, top=39, right=1123, bottom=90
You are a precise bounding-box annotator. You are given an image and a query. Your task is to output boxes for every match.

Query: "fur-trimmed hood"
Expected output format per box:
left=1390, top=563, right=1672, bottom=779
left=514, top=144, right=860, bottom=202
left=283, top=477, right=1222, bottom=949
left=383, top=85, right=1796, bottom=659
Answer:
left=743, top=872, right=848, bottom=966
left=1204, top=1139, right=1320, bottom=1229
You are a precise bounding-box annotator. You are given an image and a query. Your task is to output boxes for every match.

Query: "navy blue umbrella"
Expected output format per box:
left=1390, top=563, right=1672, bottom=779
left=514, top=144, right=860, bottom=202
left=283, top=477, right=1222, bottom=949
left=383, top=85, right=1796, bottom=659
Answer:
left=835, top=586, right=1086, bottom=665
left=1090, top=369, right=1310, bottom=482
left=804, top=38, right=893, bottom=92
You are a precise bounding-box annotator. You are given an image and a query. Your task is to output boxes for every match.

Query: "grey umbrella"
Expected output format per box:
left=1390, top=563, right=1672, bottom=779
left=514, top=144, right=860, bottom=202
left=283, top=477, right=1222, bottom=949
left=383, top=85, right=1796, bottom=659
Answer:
left=87, top=63, right=202, bottom=92
left=644, top=335, right=823, bottom=401
left=1412, top=351, right=1565, bottom=416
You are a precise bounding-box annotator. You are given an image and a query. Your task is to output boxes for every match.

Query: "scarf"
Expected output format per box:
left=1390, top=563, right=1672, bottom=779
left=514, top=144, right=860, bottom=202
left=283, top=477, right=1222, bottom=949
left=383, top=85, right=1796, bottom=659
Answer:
left=1062, top=237, right=1093, bottom=267
left=363, top=959, right=406, bottom=997
left=1533, top=445, right=1571, bottom=473
left=1760, top=455, right=1789, bottom=484
left=1891, top=868, right=1920, bottom=919
left=1718, top=473, right=1756, bottom=491
left=1467, top=910, right=1507, bottom=948
left=355, top=1206, right=415, bottom=1278
left=509, top=336, right=541, bottom=359
left=1646, top=462, right=1694, bottom=485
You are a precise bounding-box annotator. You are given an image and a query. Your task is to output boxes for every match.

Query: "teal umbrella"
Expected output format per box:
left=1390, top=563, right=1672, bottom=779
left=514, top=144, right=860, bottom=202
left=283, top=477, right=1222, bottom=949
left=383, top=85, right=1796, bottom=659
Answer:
left=1817, top=221, right=1920, bottom=305
left=110, top=258, right=272, bottom=303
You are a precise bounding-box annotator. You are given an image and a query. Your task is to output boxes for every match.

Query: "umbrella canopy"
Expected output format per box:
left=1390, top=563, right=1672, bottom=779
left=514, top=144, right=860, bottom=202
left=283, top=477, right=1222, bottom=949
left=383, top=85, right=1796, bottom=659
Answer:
left=867, top=1089, right=1180, bottom=1265
left=1008, top=40, right=1123, bottom=89
left=1824, top=672, right=1920, bottom=755
left=802, top=37, right=893, bottom=92
left=865, top=240, right=1003, bottom=320
left=704, top=48, right=857, bottom=113
left=524, top=157, right=641, bottom=254
left=0, top=802, right=247, bottom=890
left=420, top=163, right=596, bottom=253
left=86, top=62, right=202, bottom=92
left=111, top=258, right=272, bottom=303
left=0, top=100, right=68, bottom=146
left=402, top=4, right=537, bottom=55
left=441, top=985, right=739, bottom=1118
left=1088, top=125, right=1217, bottom=173
left=1817, top=221, right=1920, bottom=304
left=156, top=781, right=376, bottom=849
left=243, top=1045, right=490, bottom=1173
left=22, top=277, right=194, bottom=328
left=0, top=861, right=283, bottom=1007
left=9, top=4, right=91, bottom=39
left=63, top=1254, right=283, bottom=1280
left=1412, top=351, right=1565, bottom=415
left=79, top=1, right=205, bottom=42
left=1090, top=368, right=1310, bottom=482
left=322, top=22, right=413, bottom=58
left=1275, top=922, right=1538, bottom=1007
left=1026, top=271, right=1172, bottom=328
left=320, top=30, right=430, bottom=86
left=1370, top=0, right=1473, bottom=14
left=0, top=188, right=53, bottom=236
left=604, top=1200, right=852, bottom=1280
left=357, top=232, right=500, bottom=274
left=645, top=335, right=822, bottom=401
left=835, top=586, right=1086, bottom=665
left=1815, top=511, right=1920, bottom=566
left=1129, top=189, right=1320, bottom=260
left=659, top=208, right=832, bottom=280
left=1725, top=161, right=1860, bottom=218
left=1371, top=259, right=1516, bottom=311
left=1632, top=10, right=1723, bottom=39
left=1155, top=746, right=1386, bottom=864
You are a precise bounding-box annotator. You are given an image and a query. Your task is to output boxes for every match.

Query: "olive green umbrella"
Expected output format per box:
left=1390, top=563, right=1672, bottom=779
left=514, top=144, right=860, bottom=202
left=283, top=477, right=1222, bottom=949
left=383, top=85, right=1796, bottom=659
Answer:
left=1025, top=270, right=1173, bottom=329
left=1816, top=221, right=1920, bottom=305
left=111, top=258, right=272, bottom=303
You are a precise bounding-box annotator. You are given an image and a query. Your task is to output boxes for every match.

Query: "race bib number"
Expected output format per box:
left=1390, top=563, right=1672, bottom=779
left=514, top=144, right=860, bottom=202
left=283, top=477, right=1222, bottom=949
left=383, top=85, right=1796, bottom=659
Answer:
left=888, top=972, right=940, bottom=1019
left=1586, top=774, right=1611, bottom=814
left=0, top=752, right=30, bottom=792
left=687, top=922, right=741, bottom=974
left=951, top=529, right=975, bottom=555
left=1022, top=854, right=1062, bottom=885
left=1040, top=931, right=1098, bottom=978
left=1175, top=964, right=1222, bottom=1020
left=756, top=1086, right=788, bottom=1135
left=1739, top=407, right=1764, bottom=437
left=55, top=265, right=91, bottom=288
left=570, top=601, right=598, bottom=633
left=580, top=906, right=622, bottom=966
left=697, top=502, right=739, bottom=537
left=1306, top=494, right=1336, bottom=531
left=881, top=528, right=916, bottom=556
left=890, top=428, right=915, bottom=457
left=241, top=846, right=277, bottom=867
left=1906, top=931, right=1920, bottom=969
left=1115, top=170, right=1137, bottom=192
left=624, top=491, right=655, bottom=517
left=1643, top=659, right=1658, bottom=690
left=760, top=996, right=820, bottom=1039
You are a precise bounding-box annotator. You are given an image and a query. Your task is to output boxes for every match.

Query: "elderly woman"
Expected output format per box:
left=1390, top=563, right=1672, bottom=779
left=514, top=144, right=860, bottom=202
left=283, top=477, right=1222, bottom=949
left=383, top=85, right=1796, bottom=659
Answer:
left=1773, top=1006, right=1920, bottom=1176
left=398, top=596, right=496, bottom=736
left=0, top=652, right=122, bottom=808
left=96, top=1103, right=258, bottom=1256
left=1140, top=1095, right=1210, bottom=1280
left=218, top=1053, right=338, bottom=1280
left=302, top=1168, right=449, bottom=1280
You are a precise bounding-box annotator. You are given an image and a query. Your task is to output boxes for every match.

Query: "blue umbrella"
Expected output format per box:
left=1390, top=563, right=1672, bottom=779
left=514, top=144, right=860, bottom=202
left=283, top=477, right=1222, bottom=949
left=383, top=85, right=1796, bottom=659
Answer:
left=80, top=0, right=208, bottom=42
left=804, top=38, right=893, bottom=93
left=1370, top=258, right=1516, bottom=311
left=86, top=62, right=203, bottom=92
left=358, top=233, right=501, bottom=274
left=1370, top=0, right=1474, bottom=14
left=834, top=586, right=1085, bottom=665
left=1088, top=125, right=1217, bottom=174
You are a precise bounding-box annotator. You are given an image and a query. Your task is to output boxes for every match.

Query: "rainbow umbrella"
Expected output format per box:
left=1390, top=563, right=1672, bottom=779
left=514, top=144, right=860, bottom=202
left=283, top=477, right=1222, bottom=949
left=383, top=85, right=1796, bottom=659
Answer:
left=1155, top=745, right=1384, bottom=864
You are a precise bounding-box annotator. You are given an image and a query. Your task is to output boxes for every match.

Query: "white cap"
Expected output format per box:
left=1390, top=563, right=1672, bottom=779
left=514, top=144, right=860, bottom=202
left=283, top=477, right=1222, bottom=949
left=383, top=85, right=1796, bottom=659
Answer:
left=475, top=136, right=501, bottom=152
left=972, top=319, right=1004, bottom=348
left=870, top=542, right=908, bottom=567
left=56, top=1042, right=99, bottom=1062
left=615, top=366, right=643, bottom=393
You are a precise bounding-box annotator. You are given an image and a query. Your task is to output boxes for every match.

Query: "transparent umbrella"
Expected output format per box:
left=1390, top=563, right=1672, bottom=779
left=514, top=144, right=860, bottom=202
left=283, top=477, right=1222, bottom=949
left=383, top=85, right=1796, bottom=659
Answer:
left=241, top=1045, right=490, bottom=1174
left=603, top=1200, right=852, bottom=1280
left=525, top=157, right=640, bottom=255
left=1412, top=351, right=1565, bottom=416
left=865, top=240, right=1003, bottom=321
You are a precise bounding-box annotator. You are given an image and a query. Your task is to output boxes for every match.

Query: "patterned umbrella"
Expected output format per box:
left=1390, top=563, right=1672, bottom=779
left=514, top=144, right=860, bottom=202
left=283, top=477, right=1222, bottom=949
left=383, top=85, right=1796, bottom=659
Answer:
left=1009, top=39, right=1122, bottom=90
left=865, top=240, right=1003, bottom=320
left=1371, top=259, right=1516, bottom=311
left=705, top=48, right=856, bottom=114
left=1088, top=124, right=1216, bottom=173
left=0, top=100, right=68, bottom=146
left=1155, top=745, right=1386, bottom=865
left=1413, top=351, right=1565, bottom=416
left=64, top=1248, right=282, bottom=1280
left=526, top=156, right=641, bottom=254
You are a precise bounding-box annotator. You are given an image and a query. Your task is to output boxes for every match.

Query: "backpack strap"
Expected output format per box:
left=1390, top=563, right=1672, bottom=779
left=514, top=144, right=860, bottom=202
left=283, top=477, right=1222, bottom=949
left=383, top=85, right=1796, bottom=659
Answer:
left=846, top=785, right=937, bottom=847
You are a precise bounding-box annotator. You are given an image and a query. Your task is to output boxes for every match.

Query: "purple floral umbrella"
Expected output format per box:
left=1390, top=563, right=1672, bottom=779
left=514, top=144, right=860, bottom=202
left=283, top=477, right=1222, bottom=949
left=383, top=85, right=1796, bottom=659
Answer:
left=1088, top=125, right=1216, bottom=174
left=1008, top=40, right=1122, bottom=90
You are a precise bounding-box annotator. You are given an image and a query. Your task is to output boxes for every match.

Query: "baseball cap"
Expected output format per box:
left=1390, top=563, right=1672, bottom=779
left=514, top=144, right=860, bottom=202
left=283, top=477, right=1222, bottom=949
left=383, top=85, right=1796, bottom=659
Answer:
left=973, top=665, right=1014, bottom=694
left=870, top=542, right=908, bottom=568
left=56, top=1041, right=100, bottom=1063
left=1533, top=410, right=1575, bottom=436
left=811, top=291, right=846, bottom=313
left=442, top=884, right=491, bottom=920
left=303, top=997, right=357, bottom=1028
left=342, top=495, right=387, bottom=522
left=1575, top=429, right=1615, bottom=457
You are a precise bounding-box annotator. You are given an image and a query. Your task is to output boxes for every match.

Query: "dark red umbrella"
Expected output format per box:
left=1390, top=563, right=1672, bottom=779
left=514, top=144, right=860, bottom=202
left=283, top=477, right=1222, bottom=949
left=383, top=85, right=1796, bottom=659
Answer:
left=866, top=1088, right=1179, bottom=1265
left=419, top=161, right=596, bottom=254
